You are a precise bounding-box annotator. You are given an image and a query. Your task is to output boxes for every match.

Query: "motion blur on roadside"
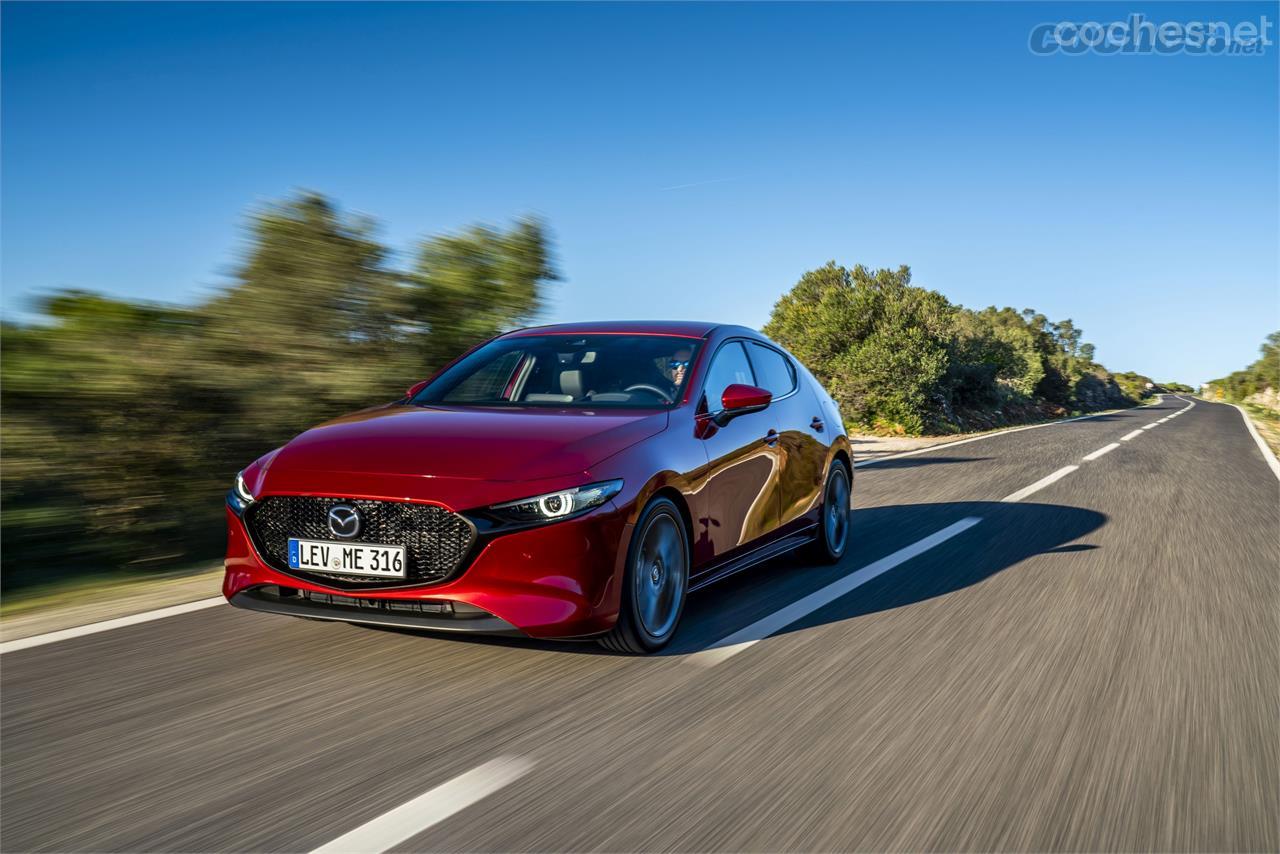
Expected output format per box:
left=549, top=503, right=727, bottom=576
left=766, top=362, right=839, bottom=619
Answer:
left=0, top=194, right=558, bottom=592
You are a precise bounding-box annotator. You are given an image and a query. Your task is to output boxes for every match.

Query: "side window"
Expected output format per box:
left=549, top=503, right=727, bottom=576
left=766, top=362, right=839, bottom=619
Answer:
left=702, top=341, right=755, bottom=411
left=747, top=343, right=796, bottom=396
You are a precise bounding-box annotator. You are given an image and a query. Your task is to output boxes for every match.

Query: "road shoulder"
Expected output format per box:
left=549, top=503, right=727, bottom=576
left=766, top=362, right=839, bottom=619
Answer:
left=853, top=399, right=1153, bottom=466
left=1232, top=402, right=1280, bottom=479
left=0, top=566, right=224, bottom=643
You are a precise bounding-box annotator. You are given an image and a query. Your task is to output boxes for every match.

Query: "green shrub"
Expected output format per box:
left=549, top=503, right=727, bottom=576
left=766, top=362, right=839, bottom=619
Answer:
left=765, top=262, right=1144, bottom=435
left=1206, top=332, right=1280, bottom=401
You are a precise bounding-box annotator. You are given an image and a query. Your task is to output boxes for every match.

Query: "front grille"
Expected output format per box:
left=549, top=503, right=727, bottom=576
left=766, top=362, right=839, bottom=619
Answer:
left=245, top=496, right=475, bottom=587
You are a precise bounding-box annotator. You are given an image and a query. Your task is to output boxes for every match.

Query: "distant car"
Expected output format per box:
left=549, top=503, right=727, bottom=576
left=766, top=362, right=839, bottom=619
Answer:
left=224, top=321, right=852, bottom=652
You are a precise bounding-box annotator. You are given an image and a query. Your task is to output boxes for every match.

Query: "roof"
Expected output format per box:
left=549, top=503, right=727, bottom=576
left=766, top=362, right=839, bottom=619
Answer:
left=503, top=320, right=721, bottom=339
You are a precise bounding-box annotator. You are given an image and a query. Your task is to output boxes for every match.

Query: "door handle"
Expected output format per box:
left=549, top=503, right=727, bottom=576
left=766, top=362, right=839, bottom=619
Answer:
left=810, top=416, right=825, bottom=432
left=763, top=429, right=780, bottom=446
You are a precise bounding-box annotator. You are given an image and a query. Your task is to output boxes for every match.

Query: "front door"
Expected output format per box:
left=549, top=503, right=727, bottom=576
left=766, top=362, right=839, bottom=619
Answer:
left=689, top=340, right=782, bottom=570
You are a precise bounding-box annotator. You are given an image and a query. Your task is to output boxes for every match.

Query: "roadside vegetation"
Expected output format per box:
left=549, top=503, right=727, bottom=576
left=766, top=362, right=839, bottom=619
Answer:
left=1, top=192, right=1155, bottom=592
left=1204, top=332, right=1280, bottom=406
left=765, top=262, right=1151, bottom=435
left=1204, top=332, right=1280, bottom=454
left=2, top=193, right=556, bottom=591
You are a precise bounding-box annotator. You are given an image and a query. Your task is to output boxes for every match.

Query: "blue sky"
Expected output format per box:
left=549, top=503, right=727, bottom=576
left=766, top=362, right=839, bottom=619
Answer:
left=2, top=2, right=1276, bottom=385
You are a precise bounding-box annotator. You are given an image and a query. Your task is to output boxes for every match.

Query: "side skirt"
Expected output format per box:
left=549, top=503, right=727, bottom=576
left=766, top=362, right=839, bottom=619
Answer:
left=689, top=525, right=818, bottom=593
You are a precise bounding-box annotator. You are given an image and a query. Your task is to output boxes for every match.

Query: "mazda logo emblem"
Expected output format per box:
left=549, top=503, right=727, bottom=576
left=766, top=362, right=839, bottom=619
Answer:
left=327, top=504, right=362, bottom=539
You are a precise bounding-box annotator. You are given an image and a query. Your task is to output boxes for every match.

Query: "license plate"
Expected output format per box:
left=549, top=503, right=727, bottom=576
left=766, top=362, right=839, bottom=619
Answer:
left=288, top=538, right=406, bottom=578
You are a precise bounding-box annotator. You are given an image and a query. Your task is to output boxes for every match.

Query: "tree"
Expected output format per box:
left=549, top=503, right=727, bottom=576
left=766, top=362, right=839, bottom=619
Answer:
left=765, top=263, right=953, bottom=434
left=398, top=218, right=556, bottom=373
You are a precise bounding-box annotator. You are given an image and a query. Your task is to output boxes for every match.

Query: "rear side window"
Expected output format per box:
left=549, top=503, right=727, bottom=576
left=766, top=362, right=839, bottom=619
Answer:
left=702, top=341, right=755, bottom=410
left=747, top=343, right=796, bottom=396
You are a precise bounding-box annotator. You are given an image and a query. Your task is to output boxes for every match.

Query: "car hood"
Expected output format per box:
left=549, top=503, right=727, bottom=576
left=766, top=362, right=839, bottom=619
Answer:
left=264, top=404, right=668, bottom=485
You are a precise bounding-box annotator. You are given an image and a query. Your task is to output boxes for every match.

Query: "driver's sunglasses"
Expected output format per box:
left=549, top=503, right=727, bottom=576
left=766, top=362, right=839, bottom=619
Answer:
left=667, top=359, right=690, bottom=371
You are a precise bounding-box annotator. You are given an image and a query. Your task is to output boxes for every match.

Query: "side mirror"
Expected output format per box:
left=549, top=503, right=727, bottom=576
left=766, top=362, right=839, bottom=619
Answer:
left=718, top=383, right=772, bottom=423
left=405, top=379, right=429, bottom=399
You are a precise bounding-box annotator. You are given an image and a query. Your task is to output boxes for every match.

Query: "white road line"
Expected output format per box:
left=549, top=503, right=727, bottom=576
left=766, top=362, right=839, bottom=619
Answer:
left=1142, top=423, right=1159, bottom=430
left=310, top=756, right=534, bottom=854
left=1001, top=465, right=1079, bottom=503
left=1157, top=417, right=1170, bottom=423
left=1232, top=404, right=1280, bottom=482
left=0, top=596, right=226, bottom=655
left=691, top=517, right=983, bottom=666
left=1120, top=430, right=1143, bottom=441
left=1082, top=443, right=1120, bottom=462
left=855, top=408, right=1136, bottom=468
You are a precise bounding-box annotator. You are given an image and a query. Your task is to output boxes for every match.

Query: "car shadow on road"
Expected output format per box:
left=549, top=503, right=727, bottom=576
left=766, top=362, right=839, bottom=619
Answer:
left=664, top=500, right=1106, bottom=655
left=363, top=501, right=1105, bottom=659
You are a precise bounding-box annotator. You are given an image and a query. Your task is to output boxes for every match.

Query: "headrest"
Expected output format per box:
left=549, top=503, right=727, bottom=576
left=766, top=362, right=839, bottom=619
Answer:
left=559, top=369, right=584, bottom=399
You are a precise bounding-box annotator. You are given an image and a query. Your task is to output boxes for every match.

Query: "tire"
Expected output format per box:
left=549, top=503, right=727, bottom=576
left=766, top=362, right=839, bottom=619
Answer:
left=598, top=497, right=689, bottom=654
left=808, top=459, right=851, bottom=564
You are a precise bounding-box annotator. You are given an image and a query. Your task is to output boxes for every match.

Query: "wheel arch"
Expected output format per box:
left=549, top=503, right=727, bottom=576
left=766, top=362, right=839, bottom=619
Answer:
left=648, top=485, right=695, bottom=555
left=832, top=446, right=852, bottom=476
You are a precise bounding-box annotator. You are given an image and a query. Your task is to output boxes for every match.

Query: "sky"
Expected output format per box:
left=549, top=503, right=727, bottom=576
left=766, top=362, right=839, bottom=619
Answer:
left=2, top=1, right=1276, bottom=386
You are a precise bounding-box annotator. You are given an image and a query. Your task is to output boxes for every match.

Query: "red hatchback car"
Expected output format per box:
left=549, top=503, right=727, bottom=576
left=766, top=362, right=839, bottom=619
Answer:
left=224, top=321, right=852, bottom=652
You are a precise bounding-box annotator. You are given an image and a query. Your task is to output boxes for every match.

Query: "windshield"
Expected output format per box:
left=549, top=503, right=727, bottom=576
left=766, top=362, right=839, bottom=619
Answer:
left=411, top=334, right=701, bottom=409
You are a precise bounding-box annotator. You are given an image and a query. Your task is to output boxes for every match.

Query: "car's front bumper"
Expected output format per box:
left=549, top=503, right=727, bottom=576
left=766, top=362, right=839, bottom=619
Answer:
left=228, top=584, right=524, bottom=634
left=222, top=501, right=632, bottom=639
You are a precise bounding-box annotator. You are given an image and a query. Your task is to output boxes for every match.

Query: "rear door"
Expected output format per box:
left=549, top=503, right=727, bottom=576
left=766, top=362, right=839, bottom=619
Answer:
left=746, top=341, right=827, bottom=533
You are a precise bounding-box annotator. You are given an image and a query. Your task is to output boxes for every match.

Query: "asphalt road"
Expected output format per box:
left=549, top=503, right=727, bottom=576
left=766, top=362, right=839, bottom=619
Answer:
left=3, top=396, right=1277, bottom=852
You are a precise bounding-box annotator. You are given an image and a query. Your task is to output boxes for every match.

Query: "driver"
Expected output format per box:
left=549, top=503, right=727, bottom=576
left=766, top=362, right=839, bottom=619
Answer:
left=664, top=348, right=693, bottom=392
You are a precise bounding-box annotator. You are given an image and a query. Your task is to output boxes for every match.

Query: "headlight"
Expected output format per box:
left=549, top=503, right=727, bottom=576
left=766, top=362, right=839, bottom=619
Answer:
left=235, top=471, right=255, bottom=504
left=488, top=479, right=623, bottom=524
left=227, top=469, right=256, bottom=514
